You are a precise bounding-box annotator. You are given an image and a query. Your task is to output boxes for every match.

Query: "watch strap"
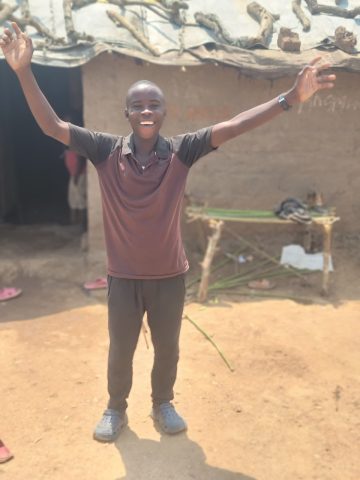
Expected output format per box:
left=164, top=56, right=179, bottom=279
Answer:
left=278, top=94, right=292, bottom=111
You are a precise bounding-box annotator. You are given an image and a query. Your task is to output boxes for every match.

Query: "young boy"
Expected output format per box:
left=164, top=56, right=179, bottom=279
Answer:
left=1, top=23, right=335, bottom=442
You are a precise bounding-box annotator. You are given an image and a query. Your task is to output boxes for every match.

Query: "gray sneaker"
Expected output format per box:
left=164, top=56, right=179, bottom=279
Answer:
left=151, top=403, right=187, bottom=435
left=93, top=409, right=128, bottom=442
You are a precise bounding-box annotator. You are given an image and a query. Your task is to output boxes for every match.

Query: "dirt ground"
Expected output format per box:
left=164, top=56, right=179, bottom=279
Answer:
left=1, top=223, right=360, bottom=480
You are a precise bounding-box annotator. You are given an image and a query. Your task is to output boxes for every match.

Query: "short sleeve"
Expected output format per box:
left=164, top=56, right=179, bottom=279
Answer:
left=171, top=127, right=217, bottom=168
left=68, top=123, right=120, bottom=166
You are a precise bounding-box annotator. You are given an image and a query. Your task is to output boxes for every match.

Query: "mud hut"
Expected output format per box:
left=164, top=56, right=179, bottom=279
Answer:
left=1, top=0, right=359, bottom=260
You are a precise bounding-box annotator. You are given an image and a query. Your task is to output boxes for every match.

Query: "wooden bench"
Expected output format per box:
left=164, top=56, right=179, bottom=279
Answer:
left=186, top=206, right=340, bottom=300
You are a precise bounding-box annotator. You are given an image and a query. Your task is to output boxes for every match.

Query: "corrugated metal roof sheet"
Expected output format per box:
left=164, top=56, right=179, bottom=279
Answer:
left=0, top=0, right=359, bottom=76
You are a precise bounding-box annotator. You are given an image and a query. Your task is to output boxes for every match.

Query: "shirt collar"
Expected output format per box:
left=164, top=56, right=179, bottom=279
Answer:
left=121, top=133, right=170, bottom=160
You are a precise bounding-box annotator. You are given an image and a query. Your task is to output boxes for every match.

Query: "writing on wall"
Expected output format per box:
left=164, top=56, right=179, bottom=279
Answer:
left=297, top=94, right=360, bottom=114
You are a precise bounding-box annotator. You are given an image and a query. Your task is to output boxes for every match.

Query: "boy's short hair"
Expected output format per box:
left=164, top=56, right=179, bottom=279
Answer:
left=126, top=80, right=164, bottom=107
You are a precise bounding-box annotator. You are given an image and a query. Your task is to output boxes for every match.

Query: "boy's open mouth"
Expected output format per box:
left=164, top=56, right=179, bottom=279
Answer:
left=140, top=121, right=155, bottom=126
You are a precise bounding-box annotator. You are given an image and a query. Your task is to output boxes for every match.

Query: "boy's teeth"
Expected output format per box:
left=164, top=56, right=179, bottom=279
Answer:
left=141, top=121, right=154, bottom=125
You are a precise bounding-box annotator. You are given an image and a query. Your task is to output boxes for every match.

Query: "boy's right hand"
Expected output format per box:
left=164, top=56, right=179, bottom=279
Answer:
left=0, top=22, right=33, bottom=73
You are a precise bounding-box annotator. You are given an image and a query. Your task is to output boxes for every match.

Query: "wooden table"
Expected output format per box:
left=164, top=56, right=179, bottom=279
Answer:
left=186, top=206, right=340, bottom=301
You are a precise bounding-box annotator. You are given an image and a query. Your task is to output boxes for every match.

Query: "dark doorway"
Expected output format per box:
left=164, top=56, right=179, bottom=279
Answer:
left=0, top=62, right=83, bottom=224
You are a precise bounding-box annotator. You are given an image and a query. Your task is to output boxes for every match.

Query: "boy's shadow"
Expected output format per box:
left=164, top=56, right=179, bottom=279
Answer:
left=114, top=427, right=256, bottom=480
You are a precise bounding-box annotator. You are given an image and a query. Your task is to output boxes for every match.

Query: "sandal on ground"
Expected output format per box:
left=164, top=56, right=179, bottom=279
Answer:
left=0, top=440, right=13, bottom=463
left=83, top=277, right=107, bottom=290
left=0, top=288, right=22, bottom=302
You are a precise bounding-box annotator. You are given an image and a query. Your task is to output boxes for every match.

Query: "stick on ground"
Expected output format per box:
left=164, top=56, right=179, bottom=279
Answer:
left=184, top=314, right=234, bottom=372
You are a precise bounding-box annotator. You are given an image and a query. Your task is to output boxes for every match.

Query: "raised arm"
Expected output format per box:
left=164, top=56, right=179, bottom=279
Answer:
left=211, top=57, right=336, bottom=148
left=0, top=22, right=70, bottom=145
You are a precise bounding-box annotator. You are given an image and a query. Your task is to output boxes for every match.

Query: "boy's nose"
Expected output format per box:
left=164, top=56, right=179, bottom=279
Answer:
left=141, top=107, right=152, bottom=115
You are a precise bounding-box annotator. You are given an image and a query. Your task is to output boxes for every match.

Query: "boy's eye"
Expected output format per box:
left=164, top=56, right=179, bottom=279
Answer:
left=129, top=102, right=161, bottom=112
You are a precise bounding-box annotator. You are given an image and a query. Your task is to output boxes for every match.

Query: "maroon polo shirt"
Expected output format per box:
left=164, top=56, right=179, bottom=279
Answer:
left=69, top=124, right=215, bottom=279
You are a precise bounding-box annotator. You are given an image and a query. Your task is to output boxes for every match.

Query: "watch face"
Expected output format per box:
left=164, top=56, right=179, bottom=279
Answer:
left=279, top=95, right=291, bottom=111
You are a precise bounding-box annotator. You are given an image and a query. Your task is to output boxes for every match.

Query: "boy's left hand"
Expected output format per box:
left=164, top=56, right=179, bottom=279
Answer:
left=291, top=56, right=336, bottom=104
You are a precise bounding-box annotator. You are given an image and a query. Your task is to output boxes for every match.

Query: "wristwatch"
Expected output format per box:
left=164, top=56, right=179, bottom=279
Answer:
left=278, top=94, right=292, bottom=111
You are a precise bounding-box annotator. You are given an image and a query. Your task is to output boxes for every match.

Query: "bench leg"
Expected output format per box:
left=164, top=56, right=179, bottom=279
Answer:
left=303, top=224, right=313, bottom=253
left=197, top=220, right=223, bottom=302
left=321, top=223, right=332, bottom=296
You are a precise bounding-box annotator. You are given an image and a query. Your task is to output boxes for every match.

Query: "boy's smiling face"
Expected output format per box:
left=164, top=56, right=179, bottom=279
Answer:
left=125, top=82, right=166, bottom=140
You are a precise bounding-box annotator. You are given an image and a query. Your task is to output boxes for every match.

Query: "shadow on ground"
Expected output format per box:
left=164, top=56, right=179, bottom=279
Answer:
left=114, top=428, right=256, bottom=480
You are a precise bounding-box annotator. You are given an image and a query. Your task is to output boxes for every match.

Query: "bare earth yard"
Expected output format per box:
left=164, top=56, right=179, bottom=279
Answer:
left=1, top=225, right=359, bottom=480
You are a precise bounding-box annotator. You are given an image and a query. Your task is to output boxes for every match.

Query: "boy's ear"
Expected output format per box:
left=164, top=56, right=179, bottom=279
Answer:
left=124, top=108, right=129, bottom=119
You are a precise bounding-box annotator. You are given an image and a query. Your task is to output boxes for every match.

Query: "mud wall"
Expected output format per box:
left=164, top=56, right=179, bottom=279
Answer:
left=81, top=54, right=360, bottom=256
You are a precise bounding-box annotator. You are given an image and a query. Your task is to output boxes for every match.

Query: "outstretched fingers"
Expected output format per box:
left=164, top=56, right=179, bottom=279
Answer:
left=307, top=56, right=334, bottom=76
left=14, top=22, right=30, bottom=45
left=317, top=76, right=336, bottom=89
left=303, top=62, right=336, bottom=85
left=309, top=56, right=323, bottom=66
left=318, top=73, right=336, bottom=83
left=316, top=62, right=336, bottom=87
left=12, top=22, right=23, bottom=37
left=0, top=28, right=13, bottom=46
left=316, top=62, right=332, bottom=72
left=0, top=22, right=25, bottom=45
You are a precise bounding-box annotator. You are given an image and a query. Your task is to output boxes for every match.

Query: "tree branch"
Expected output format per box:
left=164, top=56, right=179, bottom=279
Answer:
left=305, top=0, right=360, bottom=18
left=194, top=12, right=242, bottom=47
left=107, top=9, right=160, bottom=56
left=246, top=2, right=280, bottom=48
left=292, top=0, right=311, bottom=31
